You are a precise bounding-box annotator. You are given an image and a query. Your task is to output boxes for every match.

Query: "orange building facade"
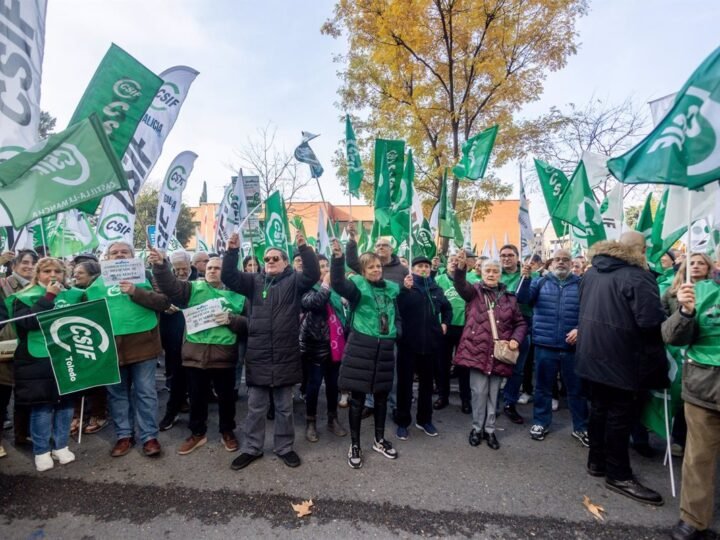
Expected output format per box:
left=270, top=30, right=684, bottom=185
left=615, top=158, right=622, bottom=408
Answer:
left=187, top=199, right=522, bottom=253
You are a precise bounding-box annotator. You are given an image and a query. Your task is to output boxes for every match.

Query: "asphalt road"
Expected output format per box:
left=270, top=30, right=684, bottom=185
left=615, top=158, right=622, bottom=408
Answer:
left=1, top=383, right=717, bottom=539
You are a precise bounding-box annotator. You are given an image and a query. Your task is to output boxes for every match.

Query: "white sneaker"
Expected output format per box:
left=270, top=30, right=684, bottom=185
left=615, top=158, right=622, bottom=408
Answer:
left=35, top=451, right=54, bottom=471
left=51, top=447, right=76, bottom=465
left=551, top=399, right=559, bottom=411
left=518, top=392, right=533, bottom=405
left=0, top=444, right=6, bottom=458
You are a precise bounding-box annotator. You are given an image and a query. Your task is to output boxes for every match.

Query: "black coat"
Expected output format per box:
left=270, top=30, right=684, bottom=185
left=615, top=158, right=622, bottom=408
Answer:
left=575, top=241, right=669, bottom=392
left=299, top=285, right=331, bottom=361
left=397, top=276, right=452, bottom=354
left=221, top=245, right=319, bottom=387
left=330, top=255, right=398, bottom=394
left=12, top=295, right=63, bottom=406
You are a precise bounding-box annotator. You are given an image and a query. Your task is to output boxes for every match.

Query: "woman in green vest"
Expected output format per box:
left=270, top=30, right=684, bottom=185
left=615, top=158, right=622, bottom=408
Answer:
left=330, top=239, right=399, bottom=470
left=663, top=275, right=720, bottom=540
left=11, top=257, right=84, bottom=471
left=149, top=249, right=248, bottom=456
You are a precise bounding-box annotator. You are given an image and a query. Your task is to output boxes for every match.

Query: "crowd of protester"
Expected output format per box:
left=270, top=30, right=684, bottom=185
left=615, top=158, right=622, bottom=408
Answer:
left=0, top=230, right=719, bottom=540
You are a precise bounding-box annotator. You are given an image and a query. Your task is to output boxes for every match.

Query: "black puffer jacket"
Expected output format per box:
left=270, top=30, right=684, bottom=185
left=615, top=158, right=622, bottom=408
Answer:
left=12, top=295, right=64, bottom=406
left=299, top=284, right=331, bottom=361
left=575, top=241, right=668, bottom=392
left=345, top=238, right=407, bottom=286
left=221, top=245, right=319, bottom=387
left=398, top=275, right=452, bottom=354
left=331, top=255, right=398, bottom=394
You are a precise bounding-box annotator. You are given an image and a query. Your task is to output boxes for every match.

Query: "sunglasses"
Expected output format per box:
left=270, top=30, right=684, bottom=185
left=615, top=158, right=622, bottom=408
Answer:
left=264, top=255, right=281, bottom=263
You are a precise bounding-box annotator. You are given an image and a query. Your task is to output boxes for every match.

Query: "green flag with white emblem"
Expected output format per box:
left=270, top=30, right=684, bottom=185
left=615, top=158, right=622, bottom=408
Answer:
left=635, top=193, right=654, bottom=240
left=552, top=161, right=606, bottom=248
left=608, top=46, right=720, bottom=189
left=264, top=191, right=290, bottom=251
left=534, top=158, right=571, bottom=238
left=0, top=114, right=128, bottom=228
left=69, top=44, right=163, bottom=160
left=390, top=149, right=414, bottom=244
left=453, top=125, right=498, bottom=180
left=38, top=299, right=120, bottom=395
left=346, top=116, right=364, bottom=197
left=438, top=169, right=454, bottom=238
left=373, top=149, right=393, bottom=229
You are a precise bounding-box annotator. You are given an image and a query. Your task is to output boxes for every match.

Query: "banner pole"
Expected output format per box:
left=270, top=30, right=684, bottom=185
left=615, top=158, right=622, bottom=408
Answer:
left=663, top=389, right=676, bottom=497
left=408, top=207, right=413, bottom=275
left=686, top=192, right=692, bottom=283
left=78, top=396, right=85, bottom=445
left=314, top=176, right=336, bottom=237
left=39, top=219, right=47, bottom=253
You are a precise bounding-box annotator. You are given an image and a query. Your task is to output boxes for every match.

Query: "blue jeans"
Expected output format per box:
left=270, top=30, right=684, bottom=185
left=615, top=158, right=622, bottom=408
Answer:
left=107, top=359, right=159, bottom=443
left=30, top=399, right=74, bottom=455
left=503, top=334, right=531, bottom=406
left=532, top=346, right=588, bottom=431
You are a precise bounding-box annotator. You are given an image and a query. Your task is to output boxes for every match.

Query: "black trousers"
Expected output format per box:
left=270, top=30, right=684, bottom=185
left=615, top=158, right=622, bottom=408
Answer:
left=187, top=367, right=236, bottom=436
left=349, top=391, right=388, bottom=447
left=436, top=326, right=471, bottom=403
left=396, top=345, right=434, bottom=428
left=0, top=383, right=11, bottom=443
left=304, top=351, right=340, bottom=418
left=586, top=381, right=641, bottom=481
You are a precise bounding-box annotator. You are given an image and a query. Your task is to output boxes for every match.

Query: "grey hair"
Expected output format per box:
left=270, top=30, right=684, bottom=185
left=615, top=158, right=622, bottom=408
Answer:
left=481, top=259, right=501, bottom=271
left=169, top=250, right=191, bottom=265
left=105, top=241, right=134, bottom=258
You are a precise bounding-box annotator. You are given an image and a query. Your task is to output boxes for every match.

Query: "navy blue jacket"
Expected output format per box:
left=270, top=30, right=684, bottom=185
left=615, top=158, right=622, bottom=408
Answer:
left=516, top=273, right=580, bottom=350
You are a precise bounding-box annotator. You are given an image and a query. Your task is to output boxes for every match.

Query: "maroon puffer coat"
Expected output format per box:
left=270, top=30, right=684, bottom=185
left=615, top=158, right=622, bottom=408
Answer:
left=452, top=267, right=527, bottom=377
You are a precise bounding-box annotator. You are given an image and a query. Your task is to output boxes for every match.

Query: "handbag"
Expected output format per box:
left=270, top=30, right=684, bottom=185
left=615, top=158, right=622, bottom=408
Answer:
left=484, top=294, right=519, bottom=365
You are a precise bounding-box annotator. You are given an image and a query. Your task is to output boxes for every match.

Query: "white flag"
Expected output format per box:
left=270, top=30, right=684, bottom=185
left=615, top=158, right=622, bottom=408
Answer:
left=519, top=175, right=534, bottom=257
left=97, top=65, right=199, bottom=250
left=214, top=182, right=237, bottom=255
left=481, top=239, right=489, bottom=258
left=648, top=93, right=677, bottom=127
left=491, top=237, right=499, bottom=259
left=317, top=206, right=330, bottom=256
left=662, top=182, right=719, bottom=240
left=411, top=190, right=424, bottom=228
left=155, top=151, right=197, bottom=250
left=582, top=151, right=609, bottom=189
left=600, top=183, right=624, bottom=241
left=689, top=218, right=711, bottom=253
left=232, top=170, right=249, bottom=235
left=0, top=1, right=48, bottom=229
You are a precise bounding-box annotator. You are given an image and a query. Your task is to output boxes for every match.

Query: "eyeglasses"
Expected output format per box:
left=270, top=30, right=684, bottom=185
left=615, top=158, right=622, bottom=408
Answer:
left=264, top=255, right=280, bottom=263
left=375, top=243, right=390, bottom=248
left=554, top=257, right=571, bottom=263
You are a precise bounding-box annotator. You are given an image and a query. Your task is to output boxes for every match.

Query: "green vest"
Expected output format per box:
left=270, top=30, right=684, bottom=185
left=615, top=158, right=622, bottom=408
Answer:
left=501, top=269, right=531, bottom=317
left=12, top=285, right=85, bottom=358
left=437, top=273, right=466, bottom=326
left=349, top=275, right=399, bottom=339
left=85, top=276, right=157, bottom=336
left=656, top=268, right=676, bottom=298
left=686, top=280, right=720, bottom=367
left=313, top=283, right=348, bottom=327
left=186, top=281, right=246, bottom=345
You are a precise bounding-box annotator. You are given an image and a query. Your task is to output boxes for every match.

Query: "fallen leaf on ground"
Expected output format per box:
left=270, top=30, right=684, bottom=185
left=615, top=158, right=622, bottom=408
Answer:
left=291, top=499, right=314, bottom=518
left=583, top=495, right=605, bottom=521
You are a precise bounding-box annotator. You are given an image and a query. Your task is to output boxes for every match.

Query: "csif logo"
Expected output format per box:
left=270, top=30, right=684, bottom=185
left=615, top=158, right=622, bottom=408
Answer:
left=165, top=165, right=187, bottom=192
left=150, top=81, right=181, bottom=112
left=113, top=79, right=142, bottom=100
left=266, top=212, right=286, bottom=246
left=29, top=143, right=90, bottom=186
left=49, top=316, right=111, bottom=362
left=98, top=213, right=131, bottom=241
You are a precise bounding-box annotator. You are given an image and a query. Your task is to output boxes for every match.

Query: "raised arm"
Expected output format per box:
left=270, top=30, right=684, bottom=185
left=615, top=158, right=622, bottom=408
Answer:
left=221, top=240, right=256, bottom=297
left=330, top=245, right=360, bottom=305
left=150, top=252, right=192, bottom=306
left=295, top=233, right=320, bottom=294
left=345, top=237, right=361, bottom=275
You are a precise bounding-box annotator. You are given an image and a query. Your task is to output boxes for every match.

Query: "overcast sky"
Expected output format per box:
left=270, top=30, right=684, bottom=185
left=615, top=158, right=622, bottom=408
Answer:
left=42, top=0, right=720, bottom=227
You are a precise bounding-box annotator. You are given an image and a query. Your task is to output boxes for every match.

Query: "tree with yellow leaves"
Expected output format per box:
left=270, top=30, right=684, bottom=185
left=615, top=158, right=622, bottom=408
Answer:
left=322, top=0, right=588, bottom=220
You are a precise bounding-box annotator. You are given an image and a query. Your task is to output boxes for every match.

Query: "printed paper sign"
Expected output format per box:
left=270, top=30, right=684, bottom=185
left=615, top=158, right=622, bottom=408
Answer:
left=183, top=298, right=223, bottom=335
left=101, top=258, right=146, bottom=285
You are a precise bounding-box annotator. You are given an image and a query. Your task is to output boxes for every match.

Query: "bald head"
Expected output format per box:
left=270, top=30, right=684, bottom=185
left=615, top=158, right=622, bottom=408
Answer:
left=620, top=231, right=646, bottom=252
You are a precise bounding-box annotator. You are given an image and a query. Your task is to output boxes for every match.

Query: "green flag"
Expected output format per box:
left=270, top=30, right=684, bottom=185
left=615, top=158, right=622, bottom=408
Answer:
left=552, top=161, right=606, bottom=248
left=451, top=211, right=464, bottom=248
left=452, top=125, right=498, bottom=180
left=373, top=148, right=392, bottom=228
left=608, top=46, right=720, bottom=190
left=413, top=218, right=436, bottom=258
left=0, top=114, right=128, bottom=228
left=290, top=215, right=306, bottom=238
left=390, top=149, right=414, bottom=244
left=438, top=169, right=454, bottom=238
left=534, top=158, right=571, bottom=238
left=43, top=210, right=99, bottom=258
left=635, top=193, right=654, bottom=239
left=264, top=191, right=290, bottom=250
left=641, top=347, right=684, bottom=438
left=346, top=116, right=364, bottom=197
left=37, top=299, right=120, bottom=395
left=374, top=139, right=405, bottom=202
left=648, top=188, right=686, bottom=263
left=69, top=44, right=163, bottom=160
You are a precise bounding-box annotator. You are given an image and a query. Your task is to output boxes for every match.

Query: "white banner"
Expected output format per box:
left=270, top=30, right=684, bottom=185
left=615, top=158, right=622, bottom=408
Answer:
left=183, top=298, right=223, bottom=334
left=519, top=175, right=534, bottom=257
left=97, top=65, right=199, bottom=250
left=600, top=183, right=624, bottom=241
left=242, top=175, right=261, bottom=241
left=0, top=0, right=47, bottom=229
left=100, top=258, right=146, bottom=285
left=662, top=182, right=719, bottom=240
left=582, top=151, right=609, bottom=189
left=214, top=181, right=238, bottom=255
left=155, top=151, right=197, bottom=250
left=648, top=93, right=677, bottom=127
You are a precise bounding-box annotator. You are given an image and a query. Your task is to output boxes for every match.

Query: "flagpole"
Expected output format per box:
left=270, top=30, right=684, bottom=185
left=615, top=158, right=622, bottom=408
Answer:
left=349, top=193, right=353, bottom=222
left=314, top=176, right=336, bottom=237
left=39, top=219, right=47, bottom=253
left=663, top=389, right=676, bottom=497
left=686, top=193, right=692, bottom=283
left=78, top=396, right=85, bottom=445
left=408, top=207, right=413, bottom=275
